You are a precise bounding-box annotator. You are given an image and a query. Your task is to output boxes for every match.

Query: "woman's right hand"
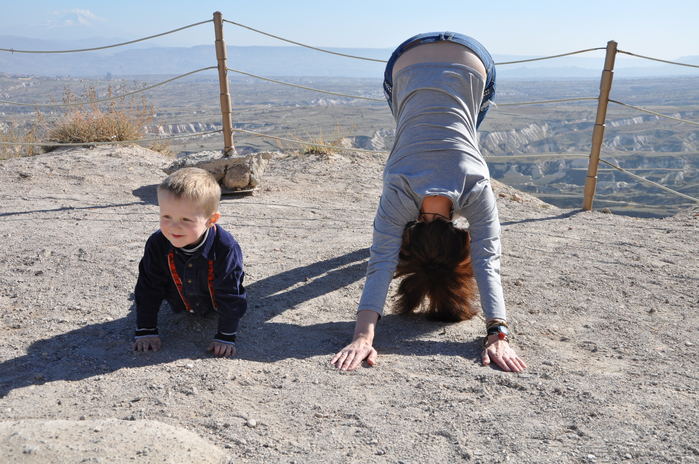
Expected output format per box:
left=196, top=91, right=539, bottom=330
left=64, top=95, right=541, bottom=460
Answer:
left=331, top=337, right=378, bottom=371
left=331, top=309, right=379, bottom=371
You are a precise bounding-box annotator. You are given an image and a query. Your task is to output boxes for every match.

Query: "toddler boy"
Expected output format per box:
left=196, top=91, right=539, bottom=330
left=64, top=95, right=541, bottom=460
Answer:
left=132, top=167, right=247, bottom=357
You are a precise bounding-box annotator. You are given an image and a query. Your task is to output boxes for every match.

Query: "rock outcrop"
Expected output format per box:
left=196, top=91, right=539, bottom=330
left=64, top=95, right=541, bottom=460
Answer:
left=163, top=151, right=273, bottom=191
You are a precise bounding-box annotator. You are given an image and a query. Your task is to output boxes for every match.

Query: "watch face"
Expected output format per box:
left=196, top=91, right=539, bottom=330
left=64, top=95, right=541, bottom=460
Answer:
left=500, top=326, right=509, bottom=335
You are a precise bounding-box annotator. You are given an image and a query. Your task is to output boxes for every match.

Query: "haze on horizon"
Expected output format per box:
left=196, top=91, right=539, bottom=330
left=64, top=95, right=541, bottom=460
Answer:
left=2, top=0, right=698, bottom=61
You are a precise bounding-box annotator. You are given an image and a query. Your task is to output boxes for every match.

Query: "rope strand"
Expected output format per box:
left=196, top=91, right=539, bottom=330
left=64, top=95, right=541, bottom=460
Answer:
left=0, top=67, right=217, bottom=108
left=0, top=20, right=212, bottom=54
left=227, top=68, right=385, bottom=102
left=608, top=100, right=699, bottom=127
left=223, top=20, right=387, bottom=63
left=495, top=48, right=606, bottom=65
left=617, top=50, right=699, bottom=69
left=496, top=97, right=598, bottom=107
left=0, top=130, right=222, bottom=147
left=231, top=128, right=390, bottom=154
left=600, top=158, right=699, bottom=203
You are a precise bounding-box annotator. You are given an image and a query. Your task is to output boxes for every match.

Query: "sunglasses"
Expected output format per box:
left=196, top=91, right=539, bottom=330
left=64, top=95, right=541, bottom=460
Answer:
left=419, top=211, right=451, bottom=222
left=405, top=212, right=453, bottom=231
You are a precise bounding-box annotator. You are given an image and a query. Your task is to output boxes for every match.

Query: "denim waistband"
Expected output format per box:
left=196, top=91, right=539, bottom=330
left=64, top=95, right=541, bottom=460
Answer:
left=383, top=32, right=496, bottom=129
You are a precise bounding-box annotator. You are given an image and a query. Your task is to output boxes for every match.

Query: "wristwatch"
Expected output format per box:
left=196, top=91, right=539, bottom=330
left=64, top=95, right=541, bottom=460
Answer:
left=482, top=321, right=509, bottom=348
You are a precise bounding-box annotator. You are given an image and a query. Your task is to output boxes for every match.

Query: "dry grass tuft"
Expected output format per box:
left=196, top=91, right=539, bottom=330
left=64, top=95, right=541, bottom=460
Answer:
left=0, top=118, right=41, bottom=160
left=148, top=138, right=173, bottom=157
left=38, top=82, right=154, bottom=148
left=279, top=122, right=356, bottom=156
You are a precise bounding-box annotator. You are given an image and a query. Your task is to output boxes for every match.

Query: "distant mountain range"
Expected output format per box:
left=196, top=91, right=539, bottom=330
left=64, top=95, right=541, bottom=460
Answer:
left=1, top=35, right=698, bottom=80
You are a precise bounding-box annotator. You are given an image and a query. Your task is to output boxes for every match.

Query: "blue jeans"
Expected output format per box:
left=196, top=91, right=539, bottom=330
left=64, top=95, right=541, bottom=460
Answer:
left=383, top=32, right=496, bottom=130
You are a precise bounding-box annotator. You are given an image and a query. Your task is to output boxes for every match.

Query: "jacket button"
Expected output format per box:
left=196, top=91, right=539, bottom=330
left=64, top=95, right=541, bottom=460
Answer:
left=188, top=263, right=193, bottom=268
left=196, top=303, right=200, bottom=306
left=188, top=279, right=192, bottom=284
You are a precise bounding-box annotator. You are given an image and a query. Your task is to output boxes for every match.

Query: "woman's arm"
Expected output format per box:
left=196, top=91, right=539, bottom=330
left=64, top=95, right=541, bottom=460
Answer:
left=464, top=184, right=527, bottom=371
left=332, top=190, right=415, bottom=371
left=331, top=309, right=379, bottom=371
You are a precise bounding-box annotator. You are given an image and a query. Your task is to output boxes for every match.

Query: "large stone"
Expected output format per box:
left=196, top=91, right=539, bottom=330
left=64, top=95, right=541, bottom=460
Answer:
left=223, top=164, right=251, bottom=189
left=163, top=151, right=273, bottom=190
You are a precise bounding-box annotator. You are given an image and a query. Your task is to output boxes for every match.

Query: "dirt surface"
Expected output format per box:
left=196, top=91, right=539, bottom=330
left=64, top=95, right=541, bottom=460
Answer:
left=1, top=145, right=698, bottom=464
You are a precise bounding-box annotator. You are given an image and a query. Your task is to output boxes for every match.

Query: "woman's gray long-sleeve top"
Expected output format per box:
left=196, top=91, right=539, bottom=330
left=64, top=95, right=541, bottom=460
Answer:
left=357, top=62, right=506, bottom=321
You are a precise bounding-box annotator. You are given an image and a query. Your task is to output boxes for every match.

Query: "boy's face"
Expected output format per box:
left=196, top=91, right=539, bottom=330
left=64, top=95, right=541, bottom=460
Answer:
left=158, top=192, right=220, bottom=248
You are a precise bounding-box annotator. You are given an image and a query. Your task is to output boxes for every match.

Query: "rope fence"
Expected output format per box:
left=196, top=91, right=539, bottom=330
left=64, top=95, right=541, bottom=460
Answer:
left=231, top=128, right=596, bottom=159
left=2, top=14, right=699, bottom=210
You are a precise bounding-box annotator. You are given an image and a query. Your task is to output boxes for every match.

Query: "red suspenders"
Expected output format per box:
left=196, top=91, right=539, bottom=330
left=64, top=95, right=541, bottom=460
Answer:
left=167, top=227, right=218, bottom=313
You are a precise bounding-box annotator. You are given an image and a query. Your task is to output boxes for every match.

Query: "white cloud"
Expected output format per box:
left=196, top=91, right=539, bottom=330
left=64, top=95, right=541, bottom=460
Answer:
left=45, top=9, right=105, bottom=29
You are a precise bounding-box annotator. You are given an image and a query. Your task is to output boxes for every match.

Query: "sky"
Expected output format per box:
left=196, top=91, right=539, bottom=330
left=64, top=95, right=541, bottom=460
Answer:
left=1, top=0, right=698, bottom=59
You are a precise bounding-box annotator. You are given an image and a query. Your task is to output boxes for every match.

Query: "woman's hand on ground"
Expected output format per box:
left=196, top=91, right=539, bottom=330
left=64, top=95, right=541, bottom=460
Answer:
left=132, top=336, right=161, bottom=352
left=481, top=337, right=527, bottom=372
left=331, top=309, right=379, bottom=371
left=331, top=337, right=378, bottom=371
left=208, top=341, right=237, bottom=358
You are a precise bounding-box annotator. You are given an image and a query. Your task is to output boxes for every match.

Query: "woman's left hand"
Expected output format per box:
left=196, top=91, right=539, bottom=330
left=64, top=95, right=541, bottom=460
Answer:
left=481, top=336, right=527, bottom=372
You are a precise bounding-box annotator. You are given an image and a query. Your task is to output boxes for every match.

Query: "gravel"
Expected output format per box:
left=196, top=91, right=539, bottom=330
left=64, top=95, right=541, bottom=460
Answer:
left=0, top=145, right=698, bottom=463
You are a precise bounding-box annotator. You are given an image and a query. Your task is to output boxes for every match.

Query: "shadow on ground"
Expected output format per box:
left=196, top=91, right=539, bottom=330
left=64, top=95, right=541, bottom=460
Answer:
left=500, top=209, right=583, bottom=226
left=1, top=247, right=482, bottom=397
left=131, top=184, right=159, bottom=205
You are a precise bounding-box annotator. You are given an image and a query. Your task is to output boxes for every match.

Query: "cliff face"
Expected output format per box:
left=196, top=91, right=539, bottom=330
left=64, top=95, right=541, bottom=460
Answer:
left=147, top=122, right=221, bottom=135
left=480, top=111, right=699, bottom=156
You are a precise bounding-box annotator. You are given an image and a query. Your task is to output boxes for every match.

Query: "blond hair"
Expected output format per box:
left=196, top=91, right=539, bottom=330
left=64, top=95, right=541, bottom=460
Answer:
left=157, top=167, right=221, bottom=216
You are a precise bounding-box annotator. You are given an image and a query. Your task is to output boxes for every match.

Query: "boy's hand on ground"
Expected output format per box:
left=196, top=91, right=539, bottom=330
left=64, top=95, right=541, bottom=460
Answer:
left=208, top=341, right=236, bottom=358
left=132, top=336, right=161, bottom=352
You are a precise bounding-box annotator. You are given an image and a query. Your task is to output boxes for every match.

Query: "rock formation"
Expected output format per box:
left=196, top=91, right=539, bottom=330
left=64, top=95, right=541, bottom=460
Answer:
left=163, top=151, right=273, bottom=191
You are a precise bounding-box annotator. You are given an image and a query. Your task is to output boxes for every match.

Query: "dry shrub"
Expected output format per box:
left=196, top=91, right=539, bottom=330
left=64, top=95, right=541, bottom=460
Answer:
left=0, top=118, right=41, bottom=160
left=149, top=138, right=173, bottom=157
left=38, top=82, right=154, bottom=147
left=280, top=122, right=356, bottom=156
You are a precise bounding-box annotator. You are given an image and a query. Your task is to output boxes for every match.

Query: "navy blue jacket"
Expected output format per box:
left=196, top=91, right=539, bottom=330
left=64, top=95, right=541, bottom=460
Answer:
left=135, top=225, right=247, bottom=335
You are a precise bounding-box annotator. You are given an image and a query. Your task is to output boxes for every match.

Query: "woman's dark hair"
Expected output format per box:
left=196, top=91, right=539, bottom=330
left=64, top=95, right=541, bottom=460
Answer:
left=393, top=219, right=478, bottom=322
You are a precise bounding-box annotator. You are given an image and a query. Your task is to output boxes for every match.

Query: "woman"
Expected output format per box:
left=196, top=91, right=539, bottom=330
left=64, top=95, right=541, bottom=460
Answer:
left=331, top=32, right=526, bottom=372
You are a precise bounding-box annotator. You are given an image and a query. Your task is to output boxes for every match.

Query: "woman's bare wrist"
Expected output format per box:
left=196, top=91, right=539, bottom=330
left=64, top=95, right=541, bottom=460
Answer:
left=353, top=309, right=378, bottom=342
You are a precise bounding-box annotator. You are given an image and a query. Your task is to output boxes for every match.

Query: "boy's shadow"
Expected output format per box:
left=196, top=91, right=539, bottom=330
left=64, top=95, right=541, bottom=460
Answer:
left=0, top=247, right=482, bottom=398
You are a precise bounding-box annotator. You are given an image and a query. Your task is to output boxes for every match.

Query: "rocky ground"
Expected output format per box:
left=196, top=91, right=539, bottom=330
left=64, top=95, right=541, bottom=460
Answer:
left=0, top=145, right=698, bottom=463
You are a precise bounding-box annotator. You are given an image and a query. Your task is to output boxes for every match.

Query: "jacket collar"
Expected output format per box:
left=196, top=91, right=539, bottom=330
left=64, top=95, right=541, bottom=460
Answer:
left=170, top=225, right=217, bottom=260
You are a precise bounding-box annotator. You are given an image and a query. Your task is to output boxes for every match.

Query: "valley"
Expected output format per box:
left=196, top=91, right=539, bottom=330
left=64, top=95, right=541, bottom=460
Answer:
left=2, top=73, right=698, bottom=217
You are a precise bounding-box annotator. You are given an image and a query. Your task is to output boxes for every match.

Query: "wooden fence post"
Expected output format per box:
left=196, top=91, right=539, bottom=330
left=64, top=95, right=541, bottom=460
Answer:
left=582, top=40, right=618, bottom=210
left=213, top=11, right=236, bottom=156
